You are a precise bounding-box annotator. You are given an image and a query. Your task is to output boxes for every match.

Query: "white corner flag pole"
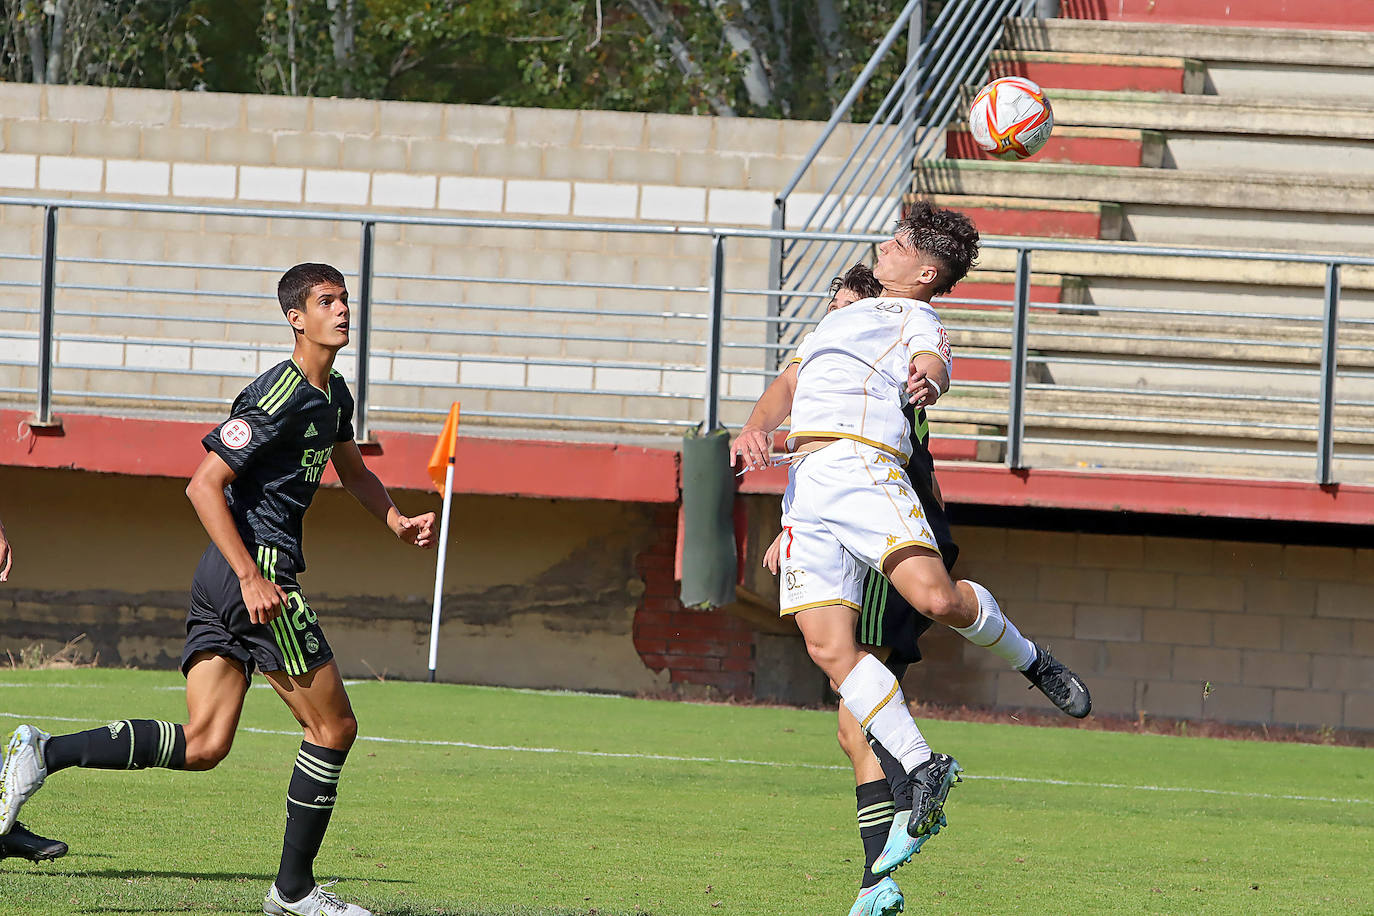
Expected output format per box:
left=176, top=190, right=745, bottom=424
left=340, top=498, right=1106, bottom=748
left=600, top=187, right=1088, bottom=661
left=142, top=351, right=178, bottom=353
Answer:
left=427, top=455, right=456, bottom=683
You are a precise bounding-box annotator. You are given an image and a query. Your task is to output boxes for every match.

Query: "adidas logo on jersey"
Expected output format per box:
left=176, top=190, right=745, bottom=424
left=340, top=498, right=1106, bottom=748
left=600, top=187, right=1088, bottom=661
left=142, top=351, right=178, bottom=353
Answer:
left=305, top=422, right=318, bottom=438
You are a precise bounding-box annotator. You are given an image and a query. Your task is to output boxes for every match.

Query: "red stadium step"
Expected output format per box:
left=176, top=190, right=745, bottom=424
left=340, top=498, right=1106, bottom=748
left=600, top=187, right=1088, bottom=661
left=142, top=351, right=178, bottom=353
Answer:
left=1060, top=0, right=1374, bottom=31
left=990, top=50, right=1203, bottom=94
left=946, top=125, right=1163, bottom=168
left=939, top=270, right=1088, bottom=308
left=910, top=194, right=1122, bottom=240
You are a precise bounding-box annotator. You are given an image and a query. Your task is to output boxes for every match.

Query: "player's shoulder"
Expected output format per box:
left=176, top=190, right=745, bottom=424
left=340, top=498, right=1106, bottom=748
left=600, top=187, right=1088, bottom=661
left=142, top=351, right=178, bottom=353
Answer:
left=242, top=358, right=306, bottom=416
left=328, top=368, right=354, bottom=403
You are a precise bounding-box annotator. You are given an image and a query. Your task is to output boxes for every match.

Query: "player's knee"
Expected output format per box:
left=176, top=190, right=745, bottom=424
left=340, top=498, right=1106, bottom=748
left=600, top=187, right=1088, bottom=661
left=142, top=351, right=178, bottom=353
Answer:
left=803, top=637, right=847, bottom=680
left=313, top=714, right=357, bottom=752
left=925, top=587, right=973, bottom=627
left=184, top=732, right=233, bottom=770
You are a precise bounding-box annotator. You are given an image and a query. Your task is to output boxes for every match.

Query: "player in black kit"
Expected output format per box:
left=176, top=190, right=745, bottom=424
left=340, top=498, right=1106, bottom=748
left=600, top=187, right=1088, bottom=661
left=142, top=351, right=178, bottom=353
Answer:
left=0, top=263, right=436, bottom=916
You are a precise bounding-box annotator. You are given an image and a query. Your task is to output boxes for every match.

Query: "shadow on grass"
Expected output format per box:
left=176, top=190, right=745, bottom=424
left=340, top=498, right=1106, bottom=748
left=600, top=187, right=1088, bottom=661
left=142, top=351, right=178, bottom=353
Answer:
left=15, top=866, right=411, bottom=884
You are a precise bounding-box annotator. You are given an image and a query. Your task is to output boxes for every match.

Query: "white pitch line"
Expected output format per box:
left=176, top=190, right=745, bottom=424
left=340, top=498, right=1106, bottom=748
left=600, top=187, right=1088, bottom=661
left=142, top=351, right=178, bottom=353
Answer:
left=2, top=710, right=1369, bottom=807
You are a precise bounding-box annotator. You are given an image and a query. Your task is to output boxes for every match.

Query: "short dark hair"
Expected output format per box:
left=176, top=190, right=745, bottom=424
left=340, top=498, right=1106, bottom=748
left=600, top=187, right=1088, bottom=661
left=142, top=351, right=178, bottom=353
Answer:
left=837, top=262, right=883, bottom=300
left=277, top=263, right=346, bottom=318
left=896, top=200, right=980, bottom=297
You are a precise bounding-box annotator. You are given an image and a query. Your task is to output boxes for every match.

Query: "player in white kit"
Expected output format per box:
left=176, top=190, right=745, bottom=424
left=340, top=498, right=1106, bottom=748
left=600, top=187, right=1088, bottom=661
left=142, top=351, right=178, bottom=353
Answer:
left=733, top=203, right=1090, bottom=881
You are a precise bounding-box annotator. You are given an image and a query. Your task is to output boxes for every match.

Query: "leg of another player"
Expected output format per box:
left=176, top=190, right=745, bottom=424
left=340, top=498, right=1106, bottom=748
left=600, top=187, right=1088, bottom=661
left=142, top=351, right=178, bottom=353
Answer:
left=839, top=703, right=906, bottom=916
left=1, top=651, right=245, bottom=835
left=884, top=546, right=1090, bottom=717
left=264, top=660, right=360, bottom=908
left=795, top=605, right=932, bottom=775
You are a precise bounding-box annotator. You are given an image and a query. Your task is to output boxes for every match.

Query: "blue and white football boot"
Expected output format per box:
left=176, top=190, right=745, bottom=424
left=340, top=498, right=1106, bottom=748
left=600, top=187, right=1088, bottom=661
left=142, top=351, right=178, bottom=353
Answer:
left=847, top=877, right=904, bottom=916
left=0, top=725, right=50, bottom=835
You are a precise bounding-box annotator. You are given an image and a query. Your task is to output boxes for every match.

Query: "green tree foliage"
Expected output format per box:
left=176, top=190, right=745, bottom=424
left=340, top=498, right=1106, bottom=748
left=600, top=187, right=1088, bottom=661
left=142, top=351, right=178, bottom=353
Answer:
left=0, top=0, right=207, bottom=88
left=0, top=0, right=912, bottom=120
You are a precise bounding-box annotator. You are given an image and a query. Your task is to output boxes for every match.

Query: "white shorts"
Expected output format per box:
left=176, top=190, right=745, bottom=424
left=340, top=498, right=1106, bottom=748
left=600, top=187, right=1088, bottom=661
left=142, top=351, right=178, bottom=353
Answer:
left=778, top=440, right=940, bottom=616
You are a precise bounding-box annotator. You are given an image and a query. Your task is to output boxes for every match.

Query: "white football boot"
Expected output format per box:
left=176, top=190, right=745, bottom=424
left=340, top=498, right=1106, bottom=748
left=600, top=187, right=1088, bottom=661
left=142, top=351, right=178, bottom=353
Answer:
left=0, top=725, right=50, bottom=835
left=264, top=881, right=373, bottom=916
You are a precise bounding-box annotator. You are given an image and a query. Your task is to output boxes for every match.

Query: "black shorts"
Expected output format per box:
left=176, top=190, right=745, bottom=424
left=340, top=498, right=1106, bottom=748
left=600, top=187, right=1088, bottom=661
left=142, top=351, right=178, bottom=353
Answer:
left=181, top=543, right=333, bottom=680
left=855, top=541, right=960, bottom=678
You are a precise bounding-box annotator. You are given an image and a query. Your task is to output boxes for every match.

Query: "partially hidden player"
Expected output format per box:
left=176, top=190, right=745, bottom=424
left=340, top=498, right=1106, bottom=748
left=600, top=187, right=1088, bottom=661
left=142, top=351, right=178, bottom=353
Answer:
left=731, top=204, right=1091, bottom=887
left=0, top=263, right=436, bottom=916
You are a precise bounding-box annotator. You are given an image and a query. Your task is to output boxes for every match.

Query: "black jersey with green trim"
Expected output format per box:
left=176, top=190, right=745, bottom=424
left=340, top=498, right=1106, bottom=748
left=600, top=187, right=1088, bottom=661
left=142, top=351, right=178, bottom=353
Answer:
left=904, top=401, right=958, bottom=565
left=203, top=359, right=355, bottom=571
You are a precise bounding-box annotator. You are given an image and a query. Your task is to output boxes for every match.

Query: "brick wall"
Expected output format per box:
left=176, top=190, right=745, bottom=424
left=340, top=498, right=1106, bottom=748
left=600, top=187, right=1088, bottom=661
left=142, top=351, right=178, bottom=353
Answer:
left=632, top=504, right=754, bottom=696
left=900, top=525, right=1374, bottom=731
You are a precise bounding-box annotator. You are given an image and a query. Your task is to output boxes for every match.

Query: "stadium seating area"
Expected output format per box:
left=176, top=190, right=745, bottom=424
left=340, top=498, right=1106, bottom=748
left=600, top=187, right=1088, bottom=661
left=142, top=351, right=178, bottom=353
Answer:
left=915, top=12, right=1374, bottom=478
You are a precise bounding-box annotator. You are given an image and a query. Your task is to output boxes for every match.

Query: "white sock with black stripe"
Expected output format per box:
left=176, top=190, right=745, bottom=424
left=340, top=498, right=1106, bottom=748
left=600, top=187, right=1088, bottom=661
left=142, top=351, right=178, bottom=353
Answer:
left=838, top=654, right=931, bottom=773
left=275, top=741, right=348, bottom=902
left=954, top=580, right=1038, bottom=671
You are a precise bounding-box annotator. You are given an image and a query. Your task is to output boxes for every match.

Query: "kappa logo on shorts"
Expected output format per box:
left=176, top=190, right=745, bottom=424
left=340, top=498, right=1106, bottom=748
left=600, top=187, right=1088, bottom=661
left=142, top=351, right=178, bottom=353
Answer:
left=885, top=469, right=903, bottom=482
left=885, top=534, right=900, bottom=548
left=220, top=418, right=252, bottom=450
left=873, top=453, right=895, bottom=465
left=908, top=505, right=924, bottom=519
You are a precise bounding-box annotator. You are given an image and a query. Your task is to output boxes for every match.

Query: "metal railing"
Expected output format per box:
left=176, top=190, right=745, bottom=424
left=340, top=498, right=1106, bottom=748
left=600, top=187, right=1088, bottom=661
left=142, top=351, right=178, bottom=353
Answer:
left=769, top=0, right=1042, bottom=360
left=3, top=196, right=1374, bottom=487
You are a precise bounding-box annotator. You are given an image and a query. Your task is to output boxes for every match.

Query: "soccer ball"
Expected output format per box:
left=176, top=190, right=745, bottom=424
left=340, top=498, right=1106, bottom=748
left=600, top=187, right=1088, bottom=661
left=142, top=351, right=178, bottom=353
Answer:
left=967, top=76, right=1053, bottom=161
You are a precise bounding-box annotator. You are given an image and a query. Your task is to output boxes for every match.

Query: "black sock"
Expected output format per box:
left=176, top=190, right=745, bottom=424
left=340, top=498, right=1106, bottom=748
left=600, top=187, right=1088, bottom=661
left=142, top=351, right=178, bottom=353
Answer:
left=43, top=720, right=187, bottom=773
left=867, top=735, right=910, bottom=811
left=856, top=779, right=895, bottom=889
left=276, top=742, right=348, bottom=902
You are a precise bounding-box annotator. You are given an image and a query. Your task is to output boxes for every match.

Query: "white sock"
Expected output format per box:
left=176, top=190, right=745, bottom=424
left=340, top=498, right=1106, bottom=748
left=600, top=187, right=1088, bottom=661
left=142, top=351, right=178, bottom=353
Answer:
left=954, top=580, right=1038, bottom=671
left=838, top=654, right=931, bottom=772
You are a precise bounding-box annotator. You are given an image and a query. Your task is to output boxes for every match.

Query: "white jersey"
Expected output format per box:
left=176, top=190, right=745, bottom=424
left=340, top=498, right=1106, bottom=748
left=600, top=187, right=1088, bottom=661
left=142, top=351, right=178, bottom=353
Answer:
left=786, top=297, right=952, bottom=461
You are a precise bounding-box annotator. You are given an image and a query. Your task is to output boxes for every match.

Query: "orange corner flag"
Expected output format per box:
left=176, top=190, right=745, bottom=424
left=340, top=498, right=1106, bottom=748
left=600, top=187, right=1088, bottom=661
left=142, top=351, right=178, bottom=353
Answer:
left=426, top=402, right=461, bottom=496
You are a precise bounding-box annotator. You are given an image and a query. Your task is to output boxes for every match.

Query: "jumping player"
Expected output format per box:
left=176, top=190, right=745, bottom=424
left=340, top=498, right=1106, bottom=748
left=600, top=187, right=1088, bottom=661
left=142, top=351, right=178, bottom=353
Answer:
left=732, top=203, right=1090, bottom=883
left=0, top=263, right=436, bottom=916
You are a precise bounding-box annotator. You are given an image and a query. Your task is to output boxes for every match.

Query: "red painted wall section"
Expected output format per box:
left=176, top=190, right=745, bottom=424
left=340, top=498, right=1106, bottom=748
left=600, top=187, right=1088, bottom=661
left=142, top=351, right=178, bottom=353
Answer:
left=633, top=504, right=754, bottom=696
left=946, top=130, right=1145, bottom=168
left=0, top=409, right=679, bottom=503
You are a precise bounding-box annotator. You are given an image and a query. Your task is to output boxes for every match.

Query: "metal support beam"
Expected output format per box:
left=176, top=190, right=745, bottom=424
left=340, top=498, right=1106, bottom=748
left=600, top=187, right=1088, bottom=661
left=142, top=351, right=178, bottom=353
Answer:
left=767, top=200, right=785, bottom=371
left=703, top=235, right=726, bottom=432
left=1007, top=248, right=1032, bottom=469
left=34, top=205, right=59, bottom=428
left=355, top=221, right=375, bottom=443
left=1316, top=262, right=1340, bottom=485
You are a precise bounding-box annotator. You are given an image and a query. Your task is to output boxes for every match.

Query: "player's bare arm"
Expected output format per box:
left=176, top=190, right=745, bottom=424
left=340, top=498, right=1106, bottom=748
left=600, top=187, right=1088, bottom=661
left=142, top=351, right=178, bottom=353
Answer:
left=731, top=361, right=800, bottom=470
left=0, top=515, right=11, bottom=581
left=185, top=450, right=288, bottom=624
left=907, top=353, right=948, bottom=407
left=329, top=440, right=437, bottom=549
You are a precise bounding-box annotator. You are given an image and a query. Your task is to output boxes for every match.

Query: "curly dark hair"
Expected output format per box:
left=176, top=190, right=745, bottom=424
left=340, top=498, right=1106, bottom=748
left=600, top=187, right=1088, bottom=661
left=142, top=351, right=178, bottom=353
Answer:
left=829, top=262, right=883, bottom=300
left=896, top=200, right=980, bottom=297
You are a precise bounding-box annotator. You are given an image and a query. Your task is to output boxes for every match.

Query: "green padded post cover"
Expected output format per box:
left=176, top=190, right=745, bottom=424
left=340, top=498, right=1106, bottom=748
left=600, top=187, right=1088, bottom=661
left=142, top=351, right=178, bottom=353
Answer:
left=679, top=428, right=736, bottom=609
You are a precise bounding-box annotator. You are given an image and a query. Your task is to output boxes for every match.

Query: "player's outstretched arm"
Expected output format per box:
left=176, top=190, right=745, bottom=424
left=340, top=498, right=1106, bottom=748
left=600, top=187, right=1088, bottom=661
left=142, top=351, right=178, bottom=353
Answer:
left=185, top=452, right=288, bottom=624
left=329, top=440, right=437, bottom=549
left=0, top=515, right=12, bottom=581
left=731, top=362, right=799, bottom=471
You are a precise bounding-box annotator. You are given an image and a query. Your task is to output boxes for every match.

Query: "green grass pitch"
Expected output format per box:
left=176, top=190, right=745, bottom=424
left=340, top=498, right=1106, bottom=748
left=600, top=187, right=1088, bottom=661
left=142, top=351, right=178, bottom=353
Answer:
left=0, top=668, right=1370, bottom=915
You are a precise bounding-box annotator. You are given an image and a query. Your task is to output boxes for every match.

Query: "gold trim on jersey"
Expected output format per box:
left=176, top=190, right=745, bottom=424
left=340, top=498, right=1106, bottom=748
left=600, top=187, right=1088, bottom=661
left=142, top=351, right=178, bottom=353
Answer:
left=779, top=598, right=862, bottom=617
left=879, top=538, right=940, bottom=569
left=910, top=348, right=947, bottom=365
left=785, top=431, right=907, bottom=461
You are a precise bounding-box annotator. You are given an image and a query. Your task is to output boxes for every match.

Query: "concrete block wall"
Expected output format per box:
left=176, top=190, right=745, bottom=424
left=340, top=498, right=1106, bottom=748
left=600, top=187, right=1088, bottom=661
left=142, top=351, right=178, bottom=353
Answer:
left=0, top=83, right=874, bottom=431
left=902, top=526, right=1374, bottom=730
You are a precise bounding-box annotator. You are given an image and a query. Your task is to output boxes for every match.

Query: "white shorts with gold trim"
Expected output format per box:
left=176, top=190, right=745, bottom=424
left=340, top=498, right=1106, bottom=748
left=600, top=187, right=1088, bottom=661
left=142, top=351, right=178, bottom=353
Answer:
left=778, top=440, right=940, bottom=616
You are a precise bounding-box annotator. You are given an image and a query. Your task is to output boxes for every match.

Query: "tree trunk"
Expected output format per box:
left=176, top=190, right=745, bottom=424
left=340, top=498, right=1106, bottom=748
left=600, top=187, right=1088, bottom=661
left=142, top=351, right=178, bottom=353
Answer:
left=812, top=0, right=846, bottom=111
left=44, top=0, right=68, bottom=84
left=327, top=0, right=356, bottom=96
left=626, top=0, right=736, bottom=116
left=25, top=1, right=47, bottom=84
left=704, top=0, right=773, bottom=111
left=767, top=0, right=791, bottom=117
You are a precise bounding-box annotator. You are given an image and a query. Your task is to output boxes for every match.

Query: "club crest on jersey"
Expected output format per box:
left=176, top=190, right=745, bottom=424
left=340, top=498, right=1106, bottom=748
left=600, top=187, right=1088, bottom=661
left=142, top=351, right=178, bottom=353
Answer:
left=220, top=418, right=252, bottom=450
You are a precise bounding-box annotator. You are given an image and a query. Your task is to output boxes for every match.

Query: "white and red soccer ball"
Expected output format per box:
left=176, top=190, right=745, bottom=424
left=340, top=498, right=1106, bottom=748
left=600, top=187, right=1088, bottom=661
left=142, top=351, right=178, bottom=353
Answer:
left=968, top=76, right=1053, bottom=161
